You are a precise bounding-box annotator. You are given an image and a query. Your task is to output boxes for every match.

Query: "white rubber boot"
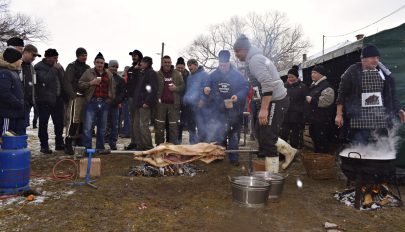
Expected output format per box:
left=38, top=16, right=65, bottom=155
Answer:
left=265, top=157, right=279, bottom=173
left=276, top=138, right=298, bottom=170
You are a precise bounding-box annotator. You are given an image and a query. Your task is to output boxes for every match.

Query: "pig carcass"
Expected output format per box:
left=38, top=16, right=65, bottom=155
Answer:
left=133, top=143, right=225, bottom=167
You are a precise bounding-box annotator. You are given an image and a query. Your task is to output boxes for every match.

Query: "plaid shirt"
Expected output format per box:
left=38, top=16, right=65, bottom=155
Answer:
left=350, top=70, right=387, bottom=129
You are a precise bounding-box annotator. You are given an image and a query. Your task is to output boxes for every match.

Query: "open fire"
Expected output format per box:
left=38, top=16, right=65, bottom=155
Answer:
left=127, top=163, right=206, bottom=177
left=334, top=183, right=401, bottom=210
left=336, top=148, right=402, bottom=210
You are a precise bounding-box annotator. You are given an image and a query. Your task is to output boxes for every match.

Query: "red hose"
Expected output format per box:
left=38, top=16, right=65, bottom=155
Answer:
left=51, top=159, right=78, bottom=181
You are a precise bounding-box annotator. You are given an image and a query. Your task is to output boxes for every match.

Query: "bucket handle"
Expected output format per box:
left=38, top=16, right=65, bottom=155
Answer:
left=348, top=152, right=362, bottom=159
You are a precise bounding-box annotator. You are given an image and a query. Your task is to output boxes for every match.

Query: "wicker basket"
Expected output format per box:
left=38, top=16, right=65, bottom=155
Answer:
left=301, top=153, right=336, bottom=180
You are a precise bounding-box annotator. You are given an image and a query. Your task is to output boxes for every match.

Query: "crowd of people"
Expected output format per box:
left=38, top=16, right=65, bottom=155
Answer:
left=0, top=35, right=404, bottom=172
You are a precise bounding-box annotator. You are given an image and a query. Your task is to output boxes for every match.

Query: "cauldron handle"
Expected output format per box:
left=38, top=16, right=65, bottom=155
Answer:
left=348, top=152, right=362, bottom=159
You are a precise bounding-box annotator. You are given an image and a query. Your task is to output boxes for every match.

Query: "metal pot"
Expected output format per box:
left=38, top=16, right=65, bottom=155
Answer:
left=252, top=172, right=286, bottom=199
left=229, top=176, right=270, bottom=207
left=339, top=152, right=395, bottom=182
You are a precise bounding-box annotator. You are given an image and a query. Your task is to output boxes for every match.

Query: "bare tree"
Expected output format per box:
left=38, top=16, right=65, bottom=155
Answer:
left=182, top=11, right=310, bottom=71
left=0, top=0, right=48, bottom=47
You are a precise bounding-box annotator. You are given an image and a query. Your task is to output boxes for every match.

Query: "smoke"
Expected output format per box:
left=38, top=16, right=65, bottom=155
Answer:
left=339, top=123, right=402, bottom=160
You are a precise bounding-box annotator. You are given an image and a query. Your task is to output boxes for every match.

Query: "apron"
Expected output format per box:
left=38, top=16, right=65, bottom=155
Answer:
left=350, top=70, right=387, bottom=129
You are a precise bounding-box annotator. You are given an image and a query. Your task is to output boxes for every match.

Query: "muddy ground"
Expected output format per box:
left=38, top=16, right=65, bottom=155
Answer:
left=1, top=127, right=405, bottom=232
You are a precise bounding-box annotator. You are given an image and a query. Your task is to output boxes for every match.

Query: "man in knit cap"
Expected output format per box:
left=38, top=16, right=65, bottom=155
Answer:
left=6, top=37, right=24, bottom=52
left=0, top=48, right=25, bottom=137
left=304, top=64, right=335, bottom=153
left=336, top=44, right=405, bottom=146
left=205, top=50, right=249, bottom=166
left=233, top=34, right=290, bottom=173
left=280, top=65, right=307, bottom=150
left=176, top=57, right=191, bottom=143
left=79, top=52, right=115, bottom=149
left=62, top=47, right=90, bottom=155
left=107, top=59, right=125, bottom=150
left=34, top=48, right=65, bottom=154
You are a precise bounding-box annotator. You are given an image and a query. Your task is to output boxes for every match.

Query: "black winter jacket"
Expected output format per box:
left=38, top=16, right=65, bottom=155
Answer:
left=21, top=62, right=35, bottom=106
left=284, top=80, right=308, bottom=123
left=336, top=63, right=402, bottom=122
left=34, top=60, right=64, bottom=106
left=132, top=67, right=158, bottom=108
left=112, top=73, right=126, bottom=107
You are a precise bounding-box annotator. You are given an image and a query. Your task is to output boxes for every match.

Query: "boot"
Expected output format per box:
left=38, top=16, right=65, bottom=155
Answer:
left=265, top=157, right=279, bottom=173
left=64, top=138, right=74, bottom=155
left=276, top=138, right=298, bottom=170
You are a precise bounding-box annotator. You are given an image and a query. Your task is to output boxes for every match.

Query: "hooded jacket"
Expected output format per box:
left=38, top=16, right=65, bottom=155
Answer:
left=245, top=46, right=287, bottom=101
left=0, top=59, right=24, bottom=118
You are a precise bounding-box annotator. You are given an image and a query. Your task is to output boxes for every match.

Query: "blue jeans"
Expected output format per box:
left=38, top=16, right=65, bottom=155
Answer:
left=108, top=107, right=119, bottom=147
left=82, top=99, right=109, bottom=149
left=119, top=99, right=131, bottom=136
left=228, top=131, right=239, bottom=162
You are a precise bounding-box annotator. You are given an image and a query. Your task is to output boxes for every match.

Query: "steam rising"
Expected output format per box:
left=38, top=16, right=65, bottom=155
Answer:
left=339, top=124, right=401, bottom=160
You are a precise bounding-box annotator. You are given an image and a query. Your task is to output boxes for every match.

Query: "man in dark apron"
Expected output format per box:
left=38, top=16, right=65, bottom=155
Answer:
left=335, top=44, right=405, bottom=144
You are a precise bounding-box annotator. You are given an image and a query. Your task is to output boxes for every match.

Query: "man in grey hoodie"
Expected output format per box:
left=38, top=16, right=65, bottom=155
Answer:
left=233, top=34, right=289, bottom=173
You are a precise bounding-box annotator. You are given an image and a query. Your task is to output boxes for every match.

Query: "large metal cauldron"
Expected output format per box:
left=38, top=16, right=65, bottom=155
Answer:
left=339, top=152, right=396, bottom=182
left=230, top=176, right=270, bottom=207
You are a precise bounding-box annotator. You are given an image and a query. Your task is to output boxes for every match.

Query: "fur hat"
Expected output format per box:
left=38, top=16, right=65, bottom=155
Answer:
left=287, top=65, right=299, bottom=78
left=141, top=56, right=153, bottom=66
left=23, top=44, right=41, bottom=57
left=218, top=50, right=230, bottom=63
left=6, top=37, right=24, bottom=47
left=312, top=65, right=327, bottom=76
left=233, top=34, right=251, bottom=50
left=76, top=47, right=87, bottom=57
left=3, top=48, right=22, bottom=63
left=44, top=48, right=59, bottom=58
left=176, top=57, right=185, bottom=66
left=94, top=52, right=104, bottom=61
left=361, top=44, right=380, bottom=58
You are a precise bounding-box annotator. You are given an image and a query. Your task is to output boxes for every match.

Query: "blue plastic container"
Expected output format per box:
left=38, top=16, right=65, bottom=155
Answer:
left=0, top=135, right=31, bottom=195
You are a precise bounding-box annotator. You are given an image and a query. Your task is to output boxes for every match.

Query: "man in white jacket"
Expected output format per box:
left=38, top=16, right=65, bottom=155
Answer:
left=233, top=34, right=290, bottom=173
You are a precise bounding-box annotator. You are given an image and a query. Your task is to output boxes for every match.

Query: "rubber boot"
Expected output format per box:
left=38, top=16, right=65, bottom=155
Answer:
left=64, top=138, right=74, bottom=155
left=265, top=157, right=279, bottom=173
left=276, top=138, right=298, bottom=169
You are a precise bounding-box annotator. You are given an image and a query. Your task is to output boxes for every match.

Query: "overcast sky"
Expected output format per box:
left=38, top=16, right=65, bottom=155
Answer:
left=10, top=0, right=405, bottom=70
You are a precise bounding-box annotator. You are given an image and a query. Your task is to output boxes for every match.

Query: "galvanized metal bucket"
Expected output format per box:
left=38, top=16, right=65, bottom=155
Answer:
left=252, top=172, right=286, bottom=200
left=229, top=176, right=270, bottom=207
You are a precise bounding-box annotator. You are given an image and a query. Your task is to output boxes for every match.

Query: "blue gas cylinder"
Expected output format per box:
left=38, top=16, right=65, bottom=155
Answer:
left=0, top=135, right=31, bottom=195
